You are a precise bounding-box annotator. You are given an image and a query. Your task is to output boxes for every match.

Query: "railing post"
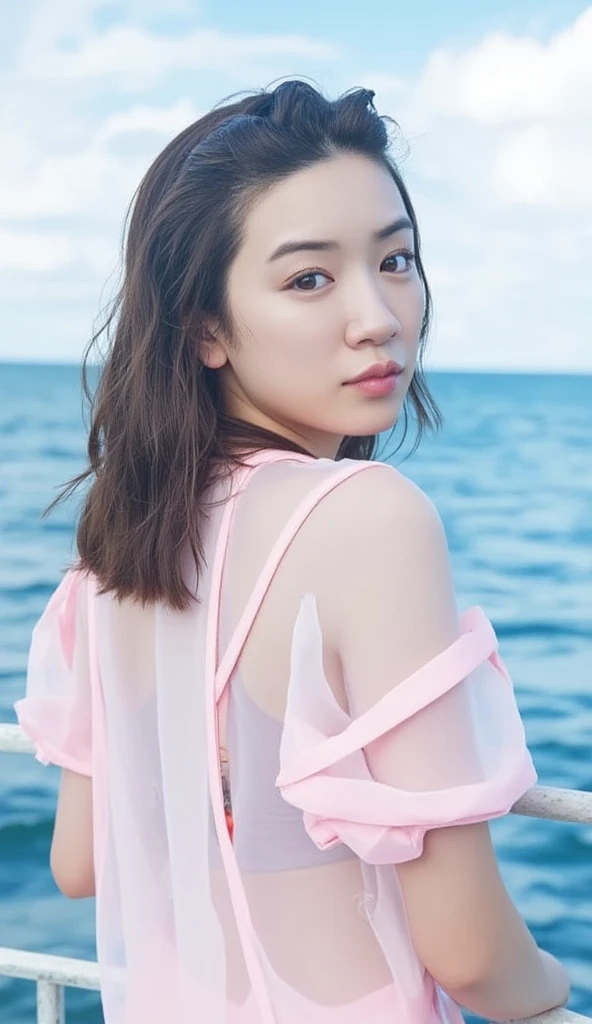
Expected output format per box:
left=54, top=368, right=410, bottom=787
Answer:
left=37, top=979, right=65, bottom=1024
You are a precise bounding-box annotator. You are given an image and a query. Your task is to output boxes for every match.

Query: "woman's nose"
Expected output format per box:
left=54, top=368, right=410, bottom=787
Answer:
left=343, top=290, right=402, bottom=348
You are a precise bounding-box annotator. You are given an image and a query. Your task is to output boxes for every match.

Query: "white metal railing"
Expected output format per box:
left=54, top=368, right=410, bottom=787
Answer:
left=0, top=947, right=100, bottom=1024
left=1, top=722, right=591, bottom=1024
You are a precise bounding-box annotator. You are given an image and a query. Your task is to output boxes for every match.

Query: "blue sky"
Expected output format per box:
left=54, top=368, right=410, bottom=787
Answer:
left=0, top=0, right=590, bottom=371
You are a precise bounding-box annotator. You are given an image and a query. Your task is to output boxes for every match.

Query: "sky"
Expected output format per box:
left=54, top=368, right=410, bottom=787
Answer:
left=0, top=0, right=591, bottom=372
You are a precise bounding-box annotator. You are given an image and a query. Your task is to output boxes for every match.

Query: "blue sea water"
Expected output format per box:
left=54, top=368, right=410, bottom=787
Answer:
left=0, top=362, right=590, bottom=1022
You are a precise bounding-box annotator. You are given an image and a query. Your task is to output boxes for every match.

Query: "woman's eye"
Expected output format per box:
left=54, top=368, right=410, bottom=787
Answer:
left=382, top=250, right=416, bottom=273
left=288, top=252, right=415, bottom=292
left=289, top=271, right=330, bottom=292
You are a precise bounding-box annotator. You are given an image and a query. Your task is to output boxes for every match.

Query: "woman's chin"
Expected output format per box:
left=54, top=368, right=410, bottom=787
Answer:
left=343, top=402, right=401, bottom=438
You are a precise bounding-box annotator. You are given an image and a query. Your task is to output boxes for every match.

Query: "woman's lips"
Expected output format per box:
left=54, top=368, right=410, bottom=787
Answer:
left=345, top=373, right=401, bottom=397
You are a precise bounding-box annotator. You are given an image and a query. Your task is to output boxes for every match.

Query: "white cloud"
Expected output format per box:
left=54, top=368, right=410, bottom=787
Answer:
left=95, top=99, right=201, bottom=143
left=493, top=123, right=592, bottom=210
left=18, top=24, right=339, bottom=90
left=0, top=102, right=202, bottom=225
left=0, top=230, right=75, bottom=272
left=2, top=149, right=131, bottom=221
left=401, top=8, right=592, bottom=127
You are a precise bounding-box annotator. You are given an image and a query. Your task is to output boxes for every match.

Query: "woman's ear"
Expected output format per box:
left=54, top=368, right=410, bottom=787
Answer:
left=198, top=335, right=228, bottom=370
left=192, top=319, right=229, bottom=370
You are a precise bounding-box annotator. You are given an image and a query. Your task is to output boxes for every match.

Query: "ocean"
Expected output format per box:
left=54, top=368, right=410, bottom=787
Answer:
left=0, top=362, right=590, bottom=1022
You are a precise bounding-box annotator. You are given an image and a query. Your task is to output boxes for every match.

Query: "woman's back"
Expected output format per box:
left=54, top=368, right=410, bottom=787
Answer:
left=217, top=455, right=407, bottom=1014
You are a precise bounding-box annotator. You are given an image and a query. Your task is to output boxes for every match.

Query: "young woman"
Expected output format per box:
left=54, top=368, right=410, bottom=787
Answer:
left=15, top=81, right=570, bottom=1023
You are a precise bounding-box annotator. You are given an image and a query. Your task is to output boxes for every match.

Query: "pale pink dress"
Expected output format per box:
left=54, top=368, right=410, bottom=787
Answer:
left=15, top=450, right=537, bottom=1023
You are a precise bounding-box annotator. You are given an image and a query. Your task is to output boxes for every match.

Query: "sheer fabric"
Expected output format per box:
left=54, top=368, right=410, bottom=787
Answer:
left=15, top=450, right=537, bottom=1023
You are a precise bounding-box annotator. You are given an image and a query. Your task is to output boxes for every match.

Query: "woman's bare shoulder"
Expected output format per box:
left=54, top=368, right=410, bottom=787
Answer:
left=299, top=458, right=442, bottom=541
left=244, top=456, right=445, bottom=579
left=280, top=457, right=449, bottom=614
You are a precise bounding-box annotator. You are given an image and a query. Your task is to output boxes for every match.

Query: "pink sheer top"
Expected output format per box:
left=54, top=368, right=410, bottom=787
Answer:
left=15, top=450, right=537, bottom=1024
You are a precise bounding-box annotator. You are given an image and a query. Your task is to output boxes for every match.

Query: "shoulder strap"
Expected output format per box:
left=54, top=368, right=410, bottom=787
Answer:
left=214, top=458, right=387, bottom=701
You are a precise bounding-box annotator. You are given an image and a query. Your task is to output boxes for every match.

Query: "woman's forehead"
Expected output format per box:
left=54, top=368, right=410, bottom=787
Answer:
left=241, top=154, right=408, bottom=255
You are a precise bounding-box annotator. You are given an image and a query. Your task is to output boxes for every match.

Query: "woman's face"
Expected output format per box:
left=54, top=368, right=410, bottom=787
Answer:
left=202, top=152, right=427, bottom=459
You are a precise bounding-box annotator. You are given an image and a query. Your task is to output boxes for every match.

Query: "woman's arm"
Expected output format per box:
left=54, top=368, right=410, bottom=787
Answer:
left=51, top=769, right=95, bottom=898
left=397, top=820, right=569, bottom=1021
left=316, top=466, right=570, bottom=1021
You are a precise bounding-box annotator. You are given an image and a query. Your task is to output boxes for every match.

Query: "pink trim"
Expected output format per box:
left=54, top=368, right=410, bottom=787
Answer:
left=275, top=606, right=502, bottom=786
left=13, top=707, right=92, bottom=776
left=205, top=459, right=279, bottom=1023
left=281, top=751, right=536, bottom=823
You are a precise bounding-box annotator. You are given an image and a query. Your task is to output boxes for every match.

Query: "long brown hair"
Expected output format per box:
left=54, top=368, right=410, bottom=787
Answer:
left=49, top=80, right=443, bottom=611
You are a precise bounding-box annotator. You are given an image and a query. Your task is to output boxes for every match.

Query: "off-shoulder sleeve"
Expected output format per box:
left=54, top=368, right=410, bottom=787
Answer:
left=275, top=595, right=536, bottom=865
left=14, top=568, right=93, bottom=776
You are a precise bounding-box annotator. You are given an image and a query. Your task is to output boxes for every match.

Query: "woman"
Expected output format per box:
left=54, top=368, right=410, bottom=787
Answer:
left=15, top=80, right=570, bottom=1023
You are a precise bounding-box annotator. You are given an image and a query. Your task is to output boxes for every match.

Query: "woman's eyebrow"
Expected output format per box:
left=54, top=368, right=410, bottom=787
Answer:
left=266, top=216, right=413, bottom=263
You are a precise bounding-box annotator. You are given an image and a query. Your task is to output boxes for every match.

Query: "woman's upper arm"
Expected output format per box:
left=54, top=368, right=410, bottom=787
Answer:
left=51, top=769, right=95, bottom=898
left=331, top=469, right=487, bottom=791
left=316, top=465, right=462, bottom=722
left=330, top=467, right=459, bottom=708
